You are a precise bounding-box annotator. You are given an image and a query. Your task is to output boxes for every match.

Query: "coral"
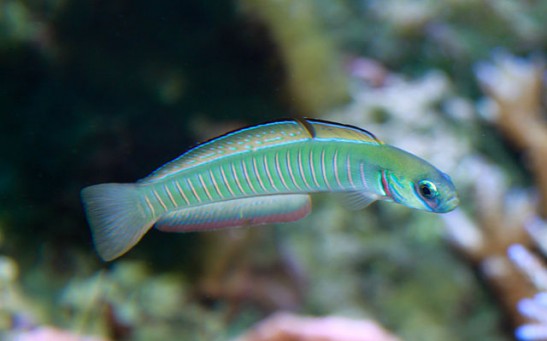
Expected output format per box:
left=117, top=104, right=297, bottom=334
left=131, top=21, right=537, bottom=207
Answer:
left=8, top=326, right=106, bottom=341
left=466, top=52, right=547, bottom=331
left=235, top=312, right=401, bottom=341
left=0, top=254, right=106, bottom=341
left=475, top=52, right=547, bottom=217
left=515, top=294, right=547, bottom=341
left=329, top=51, right=547, bottom=338
left=196, top=227, right=305, bottom=317
left=439, top=161, right=536, bottom=324
left=508, top=244, right=547, bottom=340
left=335, top=0, right=547, bottom=71
left=320, top=55, right=513, bottom=340
left=59, top=260, right=226, bottom=340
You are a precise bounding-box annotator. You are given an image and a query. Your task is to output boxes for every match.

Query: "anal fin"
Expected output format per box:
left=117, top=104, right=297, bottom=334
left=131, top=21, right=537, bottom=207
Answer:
left=156, top=194, right=311, bottom=232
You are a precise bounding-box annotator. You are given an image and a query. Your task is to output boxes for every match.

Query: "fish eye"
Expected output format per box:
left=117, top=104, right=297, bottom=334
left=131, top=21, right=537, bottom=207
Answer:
left=418, top=180, right=437, bottom=200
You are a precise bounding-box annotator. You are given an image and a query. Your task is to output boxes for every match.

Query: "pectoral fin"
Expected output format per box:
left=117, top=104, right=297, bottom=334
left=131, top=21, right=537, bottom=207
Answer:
left=338, top=191, right=379, bottom=211
left=156, top=194, right=311, bottom=232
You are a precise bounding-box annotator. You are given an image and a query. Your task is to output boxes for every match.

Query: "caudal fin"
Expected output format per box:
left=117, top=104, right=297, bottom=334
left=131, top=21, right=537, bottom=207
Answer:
left=81, top=183, right=156, bottom=261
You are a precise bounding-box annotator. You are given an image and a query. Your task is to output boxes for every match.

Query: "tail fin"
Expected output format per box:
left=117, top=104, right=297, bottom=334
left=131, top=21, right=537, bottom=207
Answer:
left=81, top=183, right=156, bottom=261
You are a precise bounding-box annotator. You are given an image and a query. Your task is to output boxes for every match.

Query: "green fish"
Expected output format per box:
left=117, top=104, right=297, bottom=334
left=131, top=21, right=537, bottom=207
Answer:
left=82, top=119, right=458, bottom=261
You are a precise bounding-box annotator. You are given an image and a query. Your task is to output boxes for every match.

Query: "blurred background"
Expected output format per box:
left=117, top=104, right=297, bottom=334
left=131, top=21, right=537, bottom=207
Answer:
left=1, top=0, right=547, bottom=340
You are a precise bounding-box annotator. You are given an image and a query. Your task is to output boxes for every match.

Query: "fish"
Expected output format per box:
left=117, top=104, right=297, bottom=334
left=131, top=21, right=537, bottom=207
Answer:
left=81, top=118, right=459, bottom=261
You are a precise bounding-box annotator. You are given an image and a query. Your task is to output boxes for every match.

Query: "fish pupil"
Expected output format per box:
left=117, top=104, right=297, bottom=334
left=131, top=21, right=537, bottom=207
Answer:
left=418, top=181, right=436, bottom=199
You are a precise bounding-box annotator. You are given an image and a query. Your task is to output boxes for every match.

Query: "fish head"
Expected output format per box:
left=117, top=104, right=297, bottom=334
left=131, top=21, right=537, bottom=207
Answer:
left=383, top=167, right=459, bottom=213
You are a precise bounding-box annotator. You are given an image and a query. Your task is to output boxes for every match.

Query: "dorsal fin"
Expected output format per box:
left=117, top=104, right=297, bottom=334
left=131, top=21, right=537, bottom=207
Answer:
left=140, top=120, right=309, bottom=182
left=306, top=119, right=383, bottom=145
left=295, top=118, right=316, bottom=138
left=140, top=118, right=382, bottom=183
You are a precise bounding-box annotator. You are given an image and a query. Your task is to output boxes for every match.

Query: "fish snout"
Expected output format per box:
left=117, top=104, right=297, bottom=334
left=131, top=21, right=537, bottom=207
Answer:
left=439, top=195, right=459, bottom=213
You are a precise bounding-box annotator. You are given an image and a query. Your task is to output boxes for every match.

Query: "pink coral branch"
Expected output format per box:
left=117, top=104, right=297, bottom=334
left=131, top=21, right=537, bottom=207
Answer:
left=476, top=53, right=547, bottom=217
left=236, top=312, right=401, bottom=341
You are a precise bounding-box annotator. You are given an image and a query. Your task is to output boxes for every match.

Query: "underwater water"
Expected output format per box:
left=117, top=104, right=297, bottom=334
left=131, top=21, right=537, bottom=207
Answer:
left=1, top=0, right=547, bottom=340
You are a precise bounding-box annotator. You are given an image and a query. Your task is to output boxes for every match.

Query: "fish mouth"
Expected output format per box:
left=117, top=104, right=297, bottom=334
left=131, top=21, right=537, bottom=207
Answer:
left=438, top=195, right=460, bottom=213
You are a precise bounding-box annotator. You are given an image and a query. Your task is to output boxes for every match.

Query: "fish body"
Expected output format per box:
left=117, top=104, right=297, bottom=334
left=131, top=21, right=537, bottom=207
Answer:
left=82, top=119, right=458, bottom=261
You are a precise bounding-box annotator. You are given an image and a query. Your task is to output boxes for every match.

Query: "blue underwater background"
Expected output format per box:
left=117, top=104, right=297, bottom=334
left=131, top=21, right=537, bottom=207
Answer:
left=1, top=1, right=547, bottom=340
